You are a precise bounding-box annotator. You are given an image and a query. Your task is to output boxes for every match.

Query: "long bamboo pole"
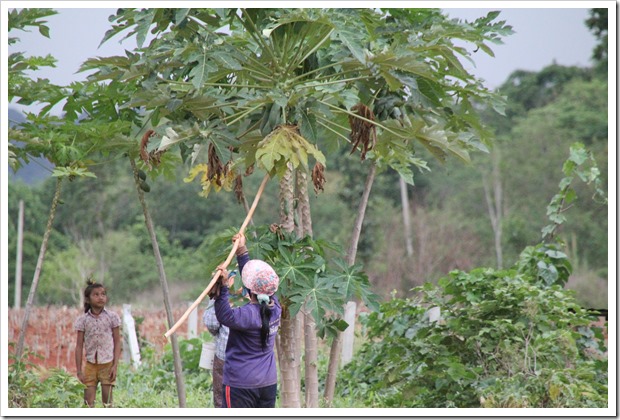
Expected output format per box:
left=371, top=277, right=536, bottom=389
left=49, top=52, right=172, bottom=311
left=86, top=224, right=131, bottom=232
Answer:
left=164, top=173, right=270, bottom=338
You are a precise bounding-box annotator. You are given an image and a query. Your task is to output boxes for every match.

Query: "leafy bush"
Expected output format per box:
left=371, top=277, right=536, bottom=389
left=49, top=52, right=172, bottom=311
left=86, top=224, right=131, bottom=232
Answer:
left=8, top=344, right=85, bottom=408
left=8, top=346, right=44, bottom=408
left=31, top=369, right=85, bottom=408
left=339, top=243, right=607, bottom=408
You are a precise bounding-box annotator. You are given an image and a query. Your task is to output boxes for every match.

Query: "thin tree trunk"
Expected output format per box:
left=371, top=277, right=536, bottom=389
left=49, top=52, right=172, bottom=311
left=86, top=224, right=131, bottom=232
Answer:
left=276, top=163, right=302, bottom=408
left=129, top=159, right=186, bottom=407
left=482, top=148, right=503, bottom=269
left=14, top=200, right=24, bottom=309
left=16, top=177, right=63, bottom=360
left=346, top=162, right=376, bottom=264
left=324, top=161, right=376, bottom=405
left=399, top=177, right=413, bottom=257
left=297, top=169, right=319, bottom=408
left=303, top=307, right=319, bottom=407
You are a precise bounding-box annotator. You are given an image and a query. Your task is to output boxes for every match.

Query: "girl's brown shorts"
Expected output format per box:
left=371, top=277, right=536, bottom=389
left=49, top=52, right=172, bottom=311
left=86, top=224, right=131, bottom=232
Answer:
left=83, top=361, right=115, bottom=387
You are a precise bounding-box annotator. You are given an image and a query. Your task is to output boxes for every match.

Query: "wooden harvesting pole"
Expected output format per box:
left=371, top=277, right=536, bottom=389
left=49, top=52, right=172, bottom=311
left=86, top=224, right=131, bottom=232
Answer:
left=164, top=173, right=270, bottom=338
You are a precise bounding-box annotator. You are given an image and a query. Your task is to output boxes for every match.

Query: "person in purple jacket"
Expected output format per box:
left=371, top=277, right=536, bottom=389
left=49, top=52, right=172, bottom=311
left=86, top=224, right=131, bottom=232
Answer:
left=214, top=232, right=282, bottom=408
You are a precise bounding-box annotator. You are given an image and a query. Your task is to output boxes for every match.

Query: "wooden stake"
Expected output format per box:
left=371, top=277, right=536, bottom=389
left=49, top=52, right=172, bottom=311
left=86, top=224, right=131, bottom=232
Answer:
left=164, top=173, right=270, bottom=338
left=15, top=200, right=24, bottom=309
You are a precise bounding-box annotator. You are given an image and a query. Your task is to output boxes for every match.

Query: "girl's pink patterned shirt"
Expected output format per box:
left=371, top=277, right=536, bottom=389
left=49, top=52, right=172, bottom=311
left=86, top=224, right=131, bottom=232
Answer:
left=74, top=309, right=121, bottom=364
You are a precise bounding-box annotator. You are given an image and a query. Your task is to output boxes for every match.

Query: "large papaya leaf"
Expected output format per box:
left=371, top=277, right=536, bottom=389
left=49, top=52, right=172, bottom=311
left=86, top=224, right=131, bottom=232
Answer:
left=273, top=245, right=321, bottom=308
left=369, top=50, right=435, bottom=90
left=415, top=124, right=471, bottom=164
left=296, top=104, right=318, bottom=143
left=181, top=95, right=219, bottom=120
left=188, top=50, right=210, bottom=90
left=288, top=273, right=348, bottom=338
left=255, top=125, right=326, bottom=177
left=372, top=119, right=430, bottom=185
left=332, top=24, right=367, bottom=65
left=262, top=15, right=334, bottom=70
left=330, top=258, right=380, bottom=312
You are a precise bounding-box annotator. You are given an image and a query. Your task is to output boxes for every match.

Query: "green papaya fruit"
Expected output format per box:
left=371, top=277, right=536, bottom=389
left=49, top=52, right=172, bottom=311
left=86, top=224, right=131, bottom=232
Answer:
left=139, top=180, right=151, bottom=193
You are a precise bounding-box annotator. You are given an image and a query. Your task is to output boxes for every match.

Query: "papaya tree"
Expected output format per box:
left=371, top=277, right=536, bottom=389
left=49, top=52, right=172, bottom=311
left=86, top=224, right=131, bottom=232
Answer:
left=83, top=7, right=512, bottom=406
left=9, top=7, right=190, bottom=406
left=8, top=8, right=109, bottom=361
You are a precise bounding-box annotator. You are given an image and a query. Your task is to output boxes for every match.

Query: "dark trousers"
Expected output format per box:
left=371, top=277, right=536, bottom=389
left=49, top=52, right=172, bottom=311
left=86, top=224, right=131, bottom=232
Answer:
left=212, top=356, right=225, bottom=408
left=222, top=383, right=277, bottom=408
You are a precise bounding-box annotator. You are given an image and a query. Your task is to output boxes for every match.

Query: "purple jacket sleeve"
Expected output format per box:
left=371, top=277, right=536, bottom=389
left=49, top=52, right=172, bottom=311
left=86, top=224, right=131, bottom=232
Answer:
left=214, top=287, right=259, bottom=331
left=213, top=250, right=253, bottom=331
left=237, top=251, right=250, bottom=276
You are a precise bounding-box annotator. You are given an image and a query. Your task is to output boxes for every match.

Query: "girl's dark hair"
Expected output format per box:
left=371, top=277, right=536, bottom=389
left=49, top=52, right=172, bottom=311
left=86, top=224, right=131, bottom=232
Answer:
left=258, top=298, right=272, bottom=351
left=83, top=278, right=105, bottom=313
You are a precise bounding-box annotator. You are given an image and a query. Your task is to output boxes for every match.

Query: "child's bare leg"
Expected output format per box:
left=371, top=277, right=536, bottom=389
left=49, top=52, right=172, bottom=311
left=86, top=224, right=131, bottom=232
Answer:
left=84, top=386, right=96, bottom=407
left=101, top=385, right=113, bottom=407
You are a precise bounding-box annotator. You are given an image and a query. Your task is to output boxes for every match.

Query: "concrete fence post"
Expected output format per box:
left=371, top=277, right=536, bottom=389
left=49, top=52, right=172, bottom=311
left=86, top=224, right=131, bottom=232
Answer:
left=188, top=304, right=198, bottom=339
left=122, top=304, right=142, bottom=368
left=340, top=301, right=357, bottom=367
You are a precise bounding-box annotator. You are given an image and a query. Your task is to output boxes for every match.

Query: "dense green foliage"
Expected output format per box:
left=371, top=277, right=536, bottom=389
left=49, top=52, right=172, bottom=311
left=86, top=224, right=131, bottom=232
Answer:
left=338, top=244, right=607, bottom=407
left=8, top=345, right=85, bottom=408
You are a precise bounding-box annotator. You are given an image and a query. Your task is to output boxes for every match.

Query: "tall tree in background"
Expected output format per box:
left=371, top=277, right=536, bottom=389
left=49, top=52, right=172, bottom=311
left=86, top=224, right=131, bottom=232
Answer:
left=481, top=147, right=503, bottom=268
left=586, top=8, right=608, bottom=74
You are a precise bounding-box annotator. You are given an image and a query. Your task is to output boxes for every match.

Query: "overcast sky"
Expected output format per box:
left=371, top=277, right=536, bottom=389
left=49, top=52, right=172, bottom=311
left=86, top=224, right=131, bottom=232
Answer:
left=7, top=4, right=599, bottom=96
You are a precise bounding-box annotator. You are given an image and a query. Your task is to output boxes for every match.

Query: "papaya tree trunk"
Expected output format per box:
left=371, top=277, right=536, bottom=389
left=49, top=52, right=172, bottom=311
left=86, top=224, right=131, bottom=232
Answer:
left=296, top=169, right=319, bottom=408
left=303, top=309, right=319, bottom=407
left=129, top=159, right=187, bottom=408
left=15, top=177, right=63, bottom=361
left=276, top=163, right=302, bottom=407
left=324, top=161, right=376, bottom=405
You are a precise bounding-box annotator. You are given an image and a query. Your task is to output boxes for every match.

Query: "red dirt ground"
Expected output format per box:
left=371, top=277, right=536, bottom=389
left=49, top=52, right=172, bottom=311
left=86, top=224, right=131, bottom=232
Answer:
left=8, top=305, right=205, bottom=373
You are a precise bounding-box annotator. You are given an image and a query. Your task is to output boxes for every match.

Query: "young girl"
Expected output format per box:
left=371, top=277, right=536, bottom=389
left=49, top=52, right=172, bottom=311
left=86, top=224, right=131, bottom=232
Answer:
left=74, top=279, right=121, bottom=407
left=214, top=233, right=282, bottom=408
